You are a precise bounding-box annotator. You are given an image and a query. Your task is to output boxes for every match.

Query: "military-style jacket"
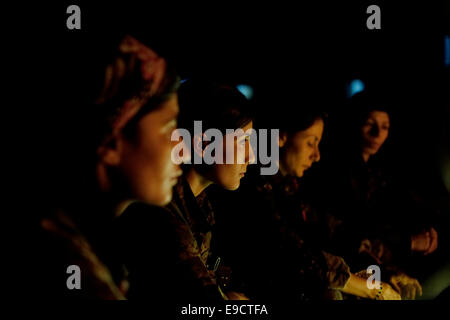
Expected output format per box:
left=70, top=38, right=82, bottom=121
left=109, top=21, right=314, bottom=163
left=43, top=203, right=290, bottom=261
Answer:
left=115, top=176, right=225, bottom=301
left=210, top=167, right=351, bottom=300
left=37, top=210, right=127, bottom=300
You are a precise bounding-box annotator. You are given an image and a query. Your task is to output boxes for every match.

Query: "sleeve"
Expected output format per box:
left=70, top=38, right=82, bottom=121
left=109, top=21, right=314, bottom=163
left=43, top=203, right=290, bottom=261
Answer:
left=39, top=216, right=126, bottom=300
left=116, top=202, right=224, bottom=301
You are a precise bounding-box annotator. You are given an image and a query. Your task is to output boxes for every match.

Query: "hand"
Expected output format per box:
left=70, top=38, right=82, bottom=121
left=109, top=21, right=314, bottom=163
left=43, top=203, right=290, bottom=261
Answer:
left=226, top=291, right=250, bottom=300
left=390, top=273, right=422, bottom=300
left=411, top=227, right=438, bottom=255
left=424, top=227, right=438, bottom=255
left=377, top=282, right=401, bottom=300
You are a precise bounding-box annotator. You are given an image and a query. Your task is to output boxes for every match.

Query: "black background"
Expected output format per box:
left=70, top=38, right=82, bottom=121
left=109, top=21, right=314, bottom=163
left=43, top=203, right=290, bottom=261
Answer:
left=18, top=1, right=449, bottom=215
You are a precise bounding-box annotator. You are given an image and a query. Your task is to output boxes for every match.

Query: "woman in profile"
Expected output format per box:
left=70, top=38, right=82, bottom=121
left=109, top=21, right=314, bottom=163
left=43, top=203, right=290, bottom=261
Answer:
left=36, top=34, right=182, bottom=299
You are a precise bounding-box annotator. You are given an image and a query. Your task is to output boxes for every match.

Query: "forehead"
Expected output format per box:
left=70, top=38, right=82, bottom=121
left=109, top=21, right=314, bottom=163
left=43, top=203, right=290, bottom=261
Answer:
left=224, top=120, right=254, bottom=138
left=296, top=118, right=324, bottom=138
left=241, top=121, right=253, bottom=132
left=367, top=111, right=389, bottom=122
left=137, top=94, right=179, bottom=130
left=154, top=94, right=179, bottom=118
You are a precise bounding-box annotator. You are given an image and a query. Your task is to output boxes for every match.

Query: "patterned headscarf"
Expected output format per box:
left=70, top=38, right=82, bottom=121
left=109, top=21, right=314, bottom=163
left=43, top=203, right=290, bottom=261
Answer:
left=94, top=35, right=175, bottom=143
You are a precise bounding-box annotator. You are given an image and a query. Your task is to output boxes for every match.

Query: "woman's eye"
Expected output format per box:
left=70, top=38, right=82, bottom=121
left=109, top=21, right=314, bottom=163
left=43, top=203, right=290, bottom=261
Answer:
left=240, top=137, right=249, bottom=145
left=163, top=120, right=177, bottom=134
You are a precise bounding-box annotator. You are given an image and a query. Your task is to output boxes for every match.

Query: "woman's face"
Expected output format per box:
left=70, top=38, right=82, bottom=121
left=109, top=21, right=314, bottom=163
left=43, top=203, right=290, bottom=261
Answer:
left=116, top=94, right=182, bottom=206
left=280, top=118, right=324, bottom=178
left=208, top=121, right=255, bottom=190
left=361, top=110, right=390, bottom=157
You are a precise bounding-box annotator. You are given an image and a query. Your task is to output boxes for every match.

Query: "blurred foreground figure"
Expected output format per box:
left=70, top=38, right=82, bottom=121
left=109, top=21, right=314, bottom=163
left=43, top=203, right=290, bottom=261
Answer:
left=36, top=35, right=181, bottom=299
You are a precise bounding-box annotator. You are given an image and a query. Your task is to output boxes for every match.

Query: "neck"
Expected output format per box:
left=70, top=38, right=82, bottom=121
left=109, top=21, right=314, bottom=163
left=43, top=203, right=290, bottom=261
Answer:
left=185, top=168, right=213, bottom=197
left=362, top=151, right=370, bottom=163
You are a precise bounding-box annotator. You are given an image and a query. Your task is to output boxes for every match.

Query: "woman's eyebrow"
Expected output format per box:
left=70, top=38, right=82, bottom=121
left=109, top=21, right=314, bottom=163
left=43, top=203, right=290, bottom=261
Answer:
left=237, top=131, right=252, bottom=138
left=237, top=134, right=250, bottom=140
left=162, top=118, right=177, bottom=128
left=306, top=134, right=319, bottom=141
left=161, top=107, right=179, bottom=122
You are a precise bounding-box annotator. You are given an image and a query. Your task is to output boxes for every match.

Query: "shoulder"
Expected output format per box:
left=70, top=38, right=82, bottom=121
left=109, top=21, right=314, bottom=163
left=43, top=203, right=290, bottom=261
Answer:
left=38, top=210, right=124, bottom=299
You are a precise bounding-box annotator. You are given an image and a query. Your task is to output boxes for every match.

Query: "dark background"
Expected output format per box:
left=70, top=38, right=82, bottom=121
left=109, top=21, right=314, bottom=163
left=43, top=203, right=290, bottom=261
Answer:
left=24, top=1, right=449, bottom=212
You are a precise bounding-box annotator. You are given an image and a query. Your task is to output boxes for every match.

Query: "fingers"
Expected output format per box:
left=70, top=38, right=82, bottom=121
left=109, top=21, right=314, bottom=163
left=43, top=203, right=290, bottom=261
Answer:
left=411, top=231, right=431, bottom=252
left=415, top=280, right=423, bottom=297
left=383, top=284, right=401, bottom=300
left=390, top=277, right=401, bottom=294
left=410, top=285, right=416, bottom=300
left=425, top=231, right=431, bottom=245
left=389, top=289, right=402, bottom=300
left=425, top=227, right=438, bottom=255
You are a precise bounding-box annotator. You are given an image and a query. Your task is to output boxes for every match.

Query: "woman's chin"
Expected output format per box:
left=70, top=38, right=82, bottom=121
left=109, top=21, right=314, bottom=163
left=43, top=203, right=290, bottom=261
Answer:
left=295, top=170, right=304, bottom=178
left=147, top=189, right=173, bottom=207
left=222, top=180, right=241, bottom=191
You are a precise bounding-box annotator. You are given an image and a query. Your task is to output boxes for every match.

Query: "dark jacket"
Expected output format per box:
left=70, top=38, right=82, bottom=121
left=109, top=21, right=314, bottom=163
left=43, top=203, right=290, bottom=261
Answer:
left=308, top=154, right=428, bottom=275
left=36, top=208, right=127, bottom=300
left=209, top=166, right=351, bottom=301
left=114, top=176, right=224, bottom=301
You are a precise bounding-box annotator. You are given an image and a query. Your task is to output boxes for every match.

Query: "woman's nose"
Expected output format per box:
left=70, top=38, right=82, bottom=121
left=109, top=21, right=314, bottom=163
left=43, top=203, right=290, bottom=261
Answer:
left=181, top=140, right=192, bottom=164
left=171, top=129, right=191, bottom=164
left=313, top=146, right=320, bottom=162
left=247, top=143, right=256, bottom=164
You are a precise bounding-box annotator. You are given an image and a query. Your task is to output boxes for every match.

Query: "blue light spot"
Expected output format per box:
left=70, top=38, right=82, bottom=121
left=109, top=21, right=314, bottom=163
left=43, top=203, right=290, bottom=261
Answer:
left=180, top=78, right=189, bottom=84
left=445, top=36, right=450, bottom=67
left=236, top=84, right=254, bottom=100
left=347, top=79, right=365, bottom=98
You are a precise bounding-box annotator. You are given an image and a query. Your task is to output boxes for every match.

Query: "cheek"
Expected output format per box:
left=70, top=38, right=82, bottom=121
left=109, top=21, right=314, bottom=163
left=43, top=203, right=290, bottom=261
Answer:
left=285, top=149, right=298, bottom=172
left=215, top=164, right=241, bottom=189
left=144, top=144, right=176, bottom=205
left=293, top=145, right=308, bottom=165
left=381, top=131, right=389, bottom=143
left=361, top=127, right=370, bottom=139
left=154, top=138, right=181, bottom=187
left=223, top=139, right=238, bottom=164
left=133, top=137, right=173, bottom=199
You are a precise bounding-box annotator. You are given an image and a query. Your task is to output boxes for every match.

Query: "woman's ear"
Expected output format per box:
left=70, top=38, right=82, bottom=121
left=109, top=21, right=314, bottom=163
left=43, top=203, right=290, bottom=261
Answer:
left=279, top=132, right=288, bottom=148
left=97, top=135, right=123, bottom=166
left=192, top=134, right=204, bottom=159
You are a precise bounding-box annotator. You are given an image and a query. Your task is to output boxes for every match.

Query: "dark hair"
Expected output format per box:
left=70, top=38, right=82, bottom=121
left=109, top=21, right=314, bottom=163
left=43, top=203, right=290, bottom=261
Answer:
left=176, top=80, right=253, bottom=173
left=347, top=89, right=391, bottom=127
left=277, top=109, right=328, bottom=136
left=177, top=79, right=253, bottom=135
left=342, top=89, right=392, bottom=159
